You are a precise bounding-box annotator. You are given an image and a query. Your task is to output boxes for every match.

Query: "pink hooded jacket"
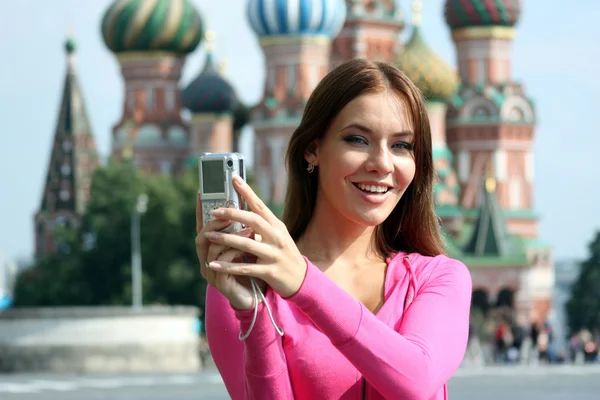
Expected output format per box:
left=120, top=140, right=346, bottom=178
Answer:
left=206, top=252, right=472, bottom=400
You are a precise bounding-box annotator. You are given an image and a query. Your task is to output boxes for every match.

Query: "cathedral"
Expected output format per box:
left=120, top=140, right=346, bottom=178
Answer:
left=35, top=0, right=553, bottom=325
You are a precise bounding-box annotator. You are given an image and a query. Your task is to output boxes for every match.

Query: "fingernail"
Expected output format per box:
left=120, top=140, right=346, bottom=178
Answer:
left=234, top=176, right=245, bottom=186
left=205, top=232, right=220, bottom=240
left=211, top=209, right=224, bottom=217
left=208, top=261, right=222, bottom=270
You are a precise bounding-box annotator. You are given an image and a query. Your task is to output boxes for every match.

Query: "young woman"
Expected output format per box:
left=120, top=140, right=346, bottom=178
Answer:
left=196, top=59, right=472, bottom=400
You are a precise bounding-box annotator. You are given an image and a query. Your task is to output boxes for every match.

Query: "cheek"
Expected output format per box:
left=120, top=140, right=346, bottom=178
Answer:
left=321, top=158, right=355, bottom=183
left=395, top=158, right=416, bottom=187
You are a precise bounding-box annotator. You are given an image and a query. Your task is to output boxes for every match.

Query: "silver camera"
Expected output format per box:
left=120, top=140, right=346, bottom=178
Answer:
left=199, top=152, right=247, bottom=233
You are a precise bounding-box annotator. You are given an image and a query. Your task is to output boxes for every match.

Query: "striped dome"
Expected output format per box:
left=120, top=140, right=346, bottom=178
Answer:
left=247, top=0, right=347, bottom=38
left=101, top=0, right=204, bottom=55
left=444, top=0, right=521, bottom=31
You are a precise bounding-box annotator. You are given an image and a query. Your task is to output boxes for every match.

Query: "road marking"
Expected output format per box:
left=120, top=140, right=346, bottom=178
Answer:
left=454, top=365, right=600, bottom=378
left=0, top=374, right=223, bottom=394
left=28, top=380, right=78, bottom=391
left=165, top=375, right=197, bottom=385
left=0, top=383, right=41, bottom=394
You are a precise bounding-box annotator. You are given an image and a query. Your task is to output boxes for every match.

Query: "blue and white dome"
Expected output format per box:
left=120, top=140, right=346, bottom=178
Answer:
left=247, top=0, right=346, bottom=38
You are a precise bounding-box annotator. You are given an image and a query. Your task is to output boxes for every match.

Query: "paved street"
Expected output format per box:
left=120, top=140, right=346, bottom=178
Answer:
left=0, top=365, right=599, bottom=399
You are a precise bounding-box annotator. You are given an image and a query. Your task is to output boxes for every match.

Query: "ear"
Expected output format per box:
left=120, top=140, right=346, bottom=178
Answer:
left=304, top=140, right=320, bottom=166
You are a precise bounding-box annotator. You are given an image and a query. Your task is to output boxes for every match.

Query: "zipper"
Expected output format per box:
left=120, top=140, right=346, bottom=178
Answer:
left=361, top=377, right=367, bottom=399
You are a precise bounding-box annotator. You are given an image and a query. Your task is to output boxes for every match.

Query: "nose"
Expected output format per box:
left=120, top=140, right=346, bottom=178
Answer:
left=365, top=145, right=393, bottom=174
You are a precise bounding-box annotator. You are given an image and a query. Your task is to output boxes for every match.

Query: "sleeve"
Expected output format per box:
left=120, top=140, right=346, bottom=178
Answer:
left=205, top=285, right=295, bottom=400
left=286, top=256, right=472, bottom=400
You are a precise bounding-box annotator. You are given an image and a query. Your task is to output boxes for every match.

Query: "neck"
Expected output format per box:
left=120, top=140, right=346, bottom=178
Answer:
left=296, top=193, right=380, bottom=266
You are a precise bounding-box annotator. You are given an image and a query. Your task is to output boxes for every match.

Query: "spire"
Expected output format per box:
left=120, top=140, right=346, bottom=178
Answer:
left=38, top=37, right=98, bottom=217
left=202, top=30, right=218, bottom=75
left=412, top=0, right=422, bottom=27
left=65, top=35, right=77, bottom=72
left=463, top=159, right=511, bottom=256
left=65, top=37, right=76, bottom=54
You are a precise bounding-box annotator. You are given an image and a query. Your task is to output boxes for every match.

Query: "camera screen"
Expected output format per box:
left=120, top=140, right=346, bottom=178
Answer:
left=202, top=160, right=225, bottom=194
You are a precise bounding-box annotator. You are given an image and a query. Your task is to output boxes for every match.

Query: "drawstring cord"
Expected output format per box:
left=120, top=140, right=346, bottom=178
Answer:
left=237, top=254, right=284, bottom=341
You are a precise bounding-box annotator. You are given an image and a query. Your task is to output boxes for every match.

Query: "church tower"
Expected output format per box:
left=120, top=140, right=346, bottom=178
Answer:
left=34, top=38, right=99, bottom=257
left=247, top=0, right=346, bottom=206
left=443, top=0, right=538, bottom=239
left=330, top=0, right=404, bottom=67
left=101, top=0, right=204, bottom=175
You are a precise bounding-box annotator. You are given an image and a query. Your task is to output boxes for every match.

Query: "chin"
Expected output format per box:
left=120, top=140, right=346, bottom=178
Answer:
left=347, top=207, right=393, bottom=228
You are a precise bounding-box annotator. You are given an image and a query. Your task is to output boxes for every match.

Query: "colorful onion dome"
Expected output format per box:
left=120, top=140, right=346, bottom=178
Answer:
left=444, top=0, right=521, bottom=31
left=247, top=0, right=347, bottom=38
left=182, top=34, right=237, bottom=115
left=101, top=0, right=204, bottom=55
left=396, top=2, right=459, bottom=102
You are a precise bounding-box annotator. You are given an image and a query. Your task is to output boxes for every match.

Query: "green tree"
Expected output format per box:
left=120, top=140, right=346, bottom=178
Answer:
left=13, top=161, right=205, bottom=313
left=566, top=230, right=600, bottom=334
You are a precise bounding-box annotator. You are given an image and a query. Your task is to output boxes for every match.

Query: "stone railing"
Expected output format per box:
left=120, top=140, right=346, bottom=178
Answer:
left=0, top=306, right=201, bottom=373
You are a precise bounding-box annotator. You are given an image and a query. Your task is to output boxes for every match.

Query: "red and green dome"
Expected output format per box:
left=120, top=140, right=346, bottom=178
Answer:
left=444, top=0, right=521, bottom=30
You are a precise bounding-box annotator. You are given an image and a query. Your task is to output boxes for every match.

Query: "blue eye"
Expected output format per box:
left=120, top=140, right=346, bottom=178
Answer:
left=393, top=142, right=414, bottom=151
left=343, top=135, right=367, bottom=145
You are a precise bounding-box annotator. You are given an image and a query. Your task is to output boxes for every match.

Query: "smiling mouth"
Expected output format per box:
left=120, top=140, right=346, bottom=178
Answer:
left=352, top=183, right=390, bottom=194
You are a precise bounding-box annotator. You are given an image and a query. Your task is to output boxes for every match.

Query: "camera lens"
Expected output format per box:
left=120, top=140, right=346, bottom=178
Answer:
left=227, top=160, right=233, bottom=167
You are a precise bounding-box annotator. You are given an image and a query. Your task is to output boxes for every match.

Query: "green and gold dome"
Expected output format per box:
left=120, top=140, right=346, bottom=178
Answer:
left=395, top=1, right=459, bottom=102
left=101, top=0, right=204, bottom=55
left=444, top=0, right=521, bottom=31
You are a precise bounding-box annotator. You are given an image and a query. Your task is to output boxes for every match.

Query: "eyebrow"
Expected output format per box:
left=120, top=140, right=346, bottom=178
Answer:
left=340, top=123, right=414, bottom=138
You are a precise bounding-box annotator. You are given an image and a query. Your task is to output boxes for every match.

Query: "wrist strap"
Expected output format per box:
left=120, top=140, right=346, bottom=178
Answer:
left=238, top=276, right=284, bottom=340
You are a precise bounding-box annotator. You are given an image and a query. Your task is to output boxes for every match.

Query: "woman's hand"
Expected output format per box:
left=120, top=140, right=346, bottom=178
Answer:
left=195, top=193, right=261, bottom=311
left=204, top=176, right=307, bottom=299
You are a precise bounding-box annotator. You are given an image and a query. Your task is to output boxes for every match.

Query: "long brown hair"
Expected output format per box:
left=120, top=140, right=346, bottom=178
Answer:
left=282, top=58, right=445, bottom=258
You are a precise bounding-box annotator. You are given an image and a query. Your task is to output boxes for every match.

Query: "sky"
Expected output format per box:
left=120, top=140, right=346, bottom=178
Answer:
left=1, top=0, right=598, bottom=264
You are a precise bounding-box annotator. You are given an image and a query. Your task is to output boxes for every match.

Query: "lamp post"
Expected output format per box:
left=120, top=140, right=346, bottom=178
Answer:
left=131, top=193, right=148, bottom=309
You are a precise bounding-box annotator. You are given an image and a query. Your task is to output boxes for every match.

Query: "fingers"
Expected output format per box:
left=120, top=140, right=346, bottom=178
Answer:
left=232, top=176, right=278, bottom=224
left=211, top=208, right=276, bottom=243
left=217, top=248, right=246, bottom=263
left=207, top=259, right=270, bottom=279
left=197, top=218, right=232, bottom=261
left=197, top=218, right=233, bottom=280
left=205, top=231, right=271, bottom=260
left=206, top=228, right=254, bottom=263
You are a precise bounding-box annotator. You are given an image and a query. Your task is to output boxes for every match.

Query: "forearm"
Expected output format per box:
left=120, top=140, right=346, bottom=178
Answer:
left=287, top=258, right=472, bottom=400
left=206, top=286, right=294, bottom=400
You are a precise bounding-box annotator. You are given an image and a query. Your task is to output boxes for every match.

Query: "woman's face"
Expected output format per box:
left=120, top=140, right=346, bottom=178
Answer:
left=308, top=91, right=416, bottom=227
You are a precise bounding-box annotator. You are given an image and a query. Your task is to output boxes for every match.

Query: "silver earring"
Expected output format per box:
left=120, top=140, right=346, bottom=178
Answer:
left=307, top=163, right=315, bottom=174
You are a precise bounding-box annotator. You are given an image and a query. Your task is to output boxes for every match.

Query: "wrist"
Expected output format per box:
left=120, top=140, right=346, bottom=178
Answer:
left=229, top=291, right=264, bottom=312
left=281, top=256, right=309, bottom=299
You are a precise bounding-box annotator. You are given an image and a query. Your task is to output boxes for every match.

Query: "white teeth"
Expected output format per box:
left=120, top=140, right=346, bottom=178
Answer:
left=356, top=183, right=389, bottom=193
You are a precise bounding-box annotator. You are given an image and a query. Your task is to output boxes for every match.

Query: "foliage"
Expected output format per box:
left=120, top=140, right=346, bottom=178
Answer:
left=566, top=230, right=600, bottom=334
left=13, top=161, right=206, bottom=314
